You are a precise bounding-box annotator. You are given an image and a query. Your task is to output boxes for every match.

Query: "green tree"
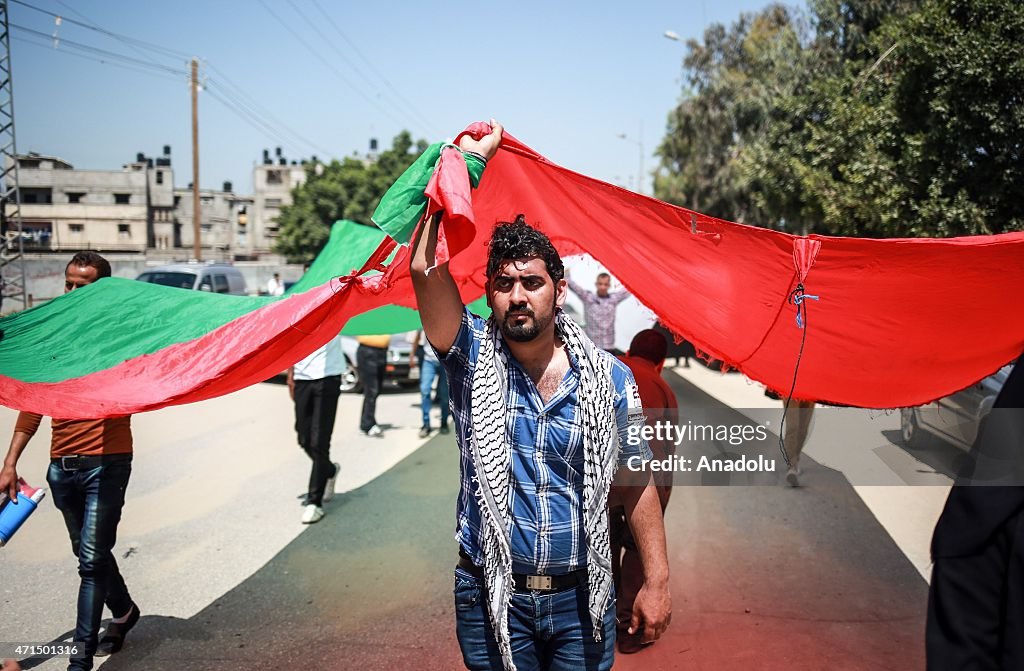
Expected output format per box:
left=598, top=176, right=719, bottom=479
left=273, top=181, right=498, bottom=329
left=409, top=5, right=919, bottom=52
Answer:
left=654, top=4, right=807, bottom=228
left=274, top=131, right=428, bottom=263
left=658, top=0, right=1024, bottom=237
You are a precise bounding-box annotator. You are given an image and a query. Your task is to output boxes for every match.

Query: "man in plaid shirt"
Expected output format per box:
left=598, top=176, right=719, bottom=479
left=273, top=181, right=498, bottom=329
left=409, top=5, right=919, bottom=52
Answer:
left=566, top=271, right=631, bottom=353
left=410, top=121, right=671, bottom=671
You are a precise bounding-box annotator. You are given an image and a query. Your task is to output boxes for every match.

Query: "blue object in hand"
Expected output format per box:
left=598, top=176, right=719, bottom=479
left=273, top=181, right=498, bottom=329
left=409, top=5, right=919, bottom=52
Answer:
left=0, top=493, right=39, bottom=546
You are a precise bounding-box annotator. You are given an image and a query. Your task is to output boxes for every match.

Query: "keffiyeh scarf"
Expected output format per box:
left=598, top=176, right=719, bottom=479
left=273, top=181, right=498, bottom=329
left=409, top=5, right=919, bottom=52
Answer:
left=469, top=309, right=621, bottom=671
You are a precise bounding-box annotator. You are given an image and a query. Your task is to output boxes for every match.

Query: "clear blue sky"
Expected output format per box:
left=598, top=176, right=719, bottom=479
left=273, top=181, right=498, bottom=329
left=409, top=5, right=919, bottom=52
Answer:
left=11, top=0, right=793, bottom=194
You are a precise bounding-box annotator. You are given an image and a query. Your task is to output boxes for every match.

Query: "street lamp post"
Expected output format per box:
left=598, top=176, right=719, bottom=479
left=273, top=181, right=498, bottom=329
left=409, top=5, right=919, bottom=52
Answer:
left=617, top=131, right=644, bottom=195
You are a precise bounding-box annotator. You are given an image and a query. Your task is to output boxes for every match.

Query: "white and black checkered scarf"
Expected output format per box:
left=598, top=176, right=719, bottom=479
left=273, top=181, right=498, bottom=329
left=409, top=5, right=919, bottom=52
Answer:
left=469, top=309, right=620, bottom=671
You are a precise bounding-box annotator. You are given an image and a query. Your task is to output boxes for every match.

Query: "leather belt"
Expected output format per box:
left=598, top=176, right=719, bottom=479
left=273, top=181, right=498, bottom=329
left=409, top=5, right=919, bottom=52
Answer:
left=51, top=453, right=132, bottom=471
left=458, top=555, right=585, bottom=594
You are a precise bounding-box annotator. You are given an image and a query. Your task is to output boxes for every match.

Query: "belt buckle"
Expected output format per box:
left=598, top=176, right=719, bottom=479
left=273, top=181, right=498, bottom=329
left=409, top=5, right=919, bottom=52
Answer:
left=60, top=455, right=81, bottom=471
left=526, top=575, right=552, bottom=591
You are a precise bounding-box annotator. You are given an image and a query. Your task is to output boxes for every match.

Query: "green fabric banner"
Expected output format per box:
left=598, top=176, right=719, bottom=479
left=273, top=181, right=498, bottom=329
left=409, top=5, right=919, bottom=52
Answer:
left=371, top=143, right=485, bottom=244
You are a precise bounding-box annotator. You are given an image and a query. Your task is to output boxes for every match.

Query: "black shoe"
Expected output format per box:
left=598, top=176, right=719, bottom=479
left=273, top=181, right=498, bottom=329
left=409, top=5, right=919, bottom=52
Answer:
left=95, top=604, right=140, bottom=656
left=439, top=423, right=450, bottom=435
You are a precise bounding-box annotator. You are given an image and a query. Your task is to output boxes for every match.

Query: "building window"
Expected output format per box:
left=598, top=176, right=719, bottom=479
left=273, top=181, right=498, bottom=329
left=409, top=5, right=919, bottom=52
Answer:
left=18, top=158, right=41, bottom=169
left=67, top=192, right=85, bottom=204
left=265, top=198, right=282, bottom=207
left=156, top=171, right=164, bottom=185
left=114, top=193, right=131, bottom=205
left=266, top=169, right=282, bottom=185
left=21, top=188, right=52, bottom=204
left=118, top=223, right=131, bottom=238
left=69, top=223, right=84, bottom=234
left=201, top=196, right=214, bottom=203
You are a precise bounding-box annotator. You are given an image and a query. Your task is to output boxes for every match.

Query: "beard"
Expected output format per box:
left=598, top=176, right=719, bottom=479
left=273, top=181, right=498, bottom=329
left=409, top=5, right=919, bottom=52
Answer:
left=499, top=305, right=554, bottom=342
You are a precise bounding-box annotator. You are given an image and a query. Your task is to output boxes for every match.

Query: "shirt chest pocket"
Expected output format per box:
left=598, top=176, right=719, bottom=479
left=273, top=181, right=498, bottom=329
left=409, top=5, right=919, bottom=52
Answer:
left=537, top=411, right=584, bottom=475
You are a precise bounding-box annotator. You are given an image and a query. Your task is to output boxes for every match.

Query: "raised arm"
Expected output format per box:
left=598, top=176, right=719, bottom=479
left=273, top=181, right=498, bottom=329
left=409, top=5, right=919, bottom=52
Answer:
left=611, top=287, right=632, bottom=305
left=410, top=213, right=463, bottom=355
left=565, top=276, right=594, bottom=302
left=409, top=120, right=503, bottom=355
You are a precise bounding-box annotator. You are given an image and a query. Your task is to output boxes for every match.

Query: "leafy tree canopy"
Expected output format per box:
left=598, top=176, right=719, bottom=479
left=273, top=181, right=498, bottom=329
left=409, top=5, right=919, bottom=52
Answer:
left=656, top=0, right=1024, bottom=237
left=274, top=131, right=428, bottom=263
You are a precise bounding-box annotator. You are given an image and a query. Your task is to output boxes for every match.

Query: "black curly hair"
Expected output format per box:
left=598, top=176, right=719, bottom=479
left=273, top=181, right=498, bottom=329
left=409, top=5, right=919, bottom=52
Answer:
left=66, top=251, right=111, bottom=278
left=486, top=215, right=564, bottom=283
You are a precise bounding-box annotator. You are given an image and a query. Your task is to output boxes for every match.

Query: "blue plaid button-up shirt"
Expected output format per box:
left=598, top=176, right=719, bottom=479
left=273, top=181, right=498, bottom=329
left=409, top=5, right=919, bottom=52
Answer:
left=443, top=307, right=651, bottom=575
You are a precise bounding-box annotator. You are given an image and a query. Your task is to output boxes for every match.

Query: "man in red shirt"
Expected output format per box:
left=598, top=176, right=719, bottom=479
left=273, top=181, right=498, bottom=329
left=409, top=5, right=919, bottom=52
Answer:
left=611, top=329, right=679, bottom=654
left=0, top=252, right=140, bottom=671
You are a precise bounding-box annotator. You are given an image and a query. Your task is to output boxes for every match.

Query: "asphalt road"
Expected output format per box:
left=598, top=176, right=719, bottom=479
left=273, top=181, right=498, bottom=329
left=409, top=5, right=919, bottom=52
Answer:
left=1, top=369, right=929, bottom=670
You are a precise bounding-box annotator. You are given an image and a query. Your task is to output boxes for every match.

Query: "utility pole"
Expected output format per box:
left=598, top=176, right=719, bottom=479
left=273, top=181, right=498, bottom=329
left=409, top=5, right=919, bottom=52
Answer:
left=0, top=0, right=27, bottom=312
left=191, top=58, right=201, bottom=261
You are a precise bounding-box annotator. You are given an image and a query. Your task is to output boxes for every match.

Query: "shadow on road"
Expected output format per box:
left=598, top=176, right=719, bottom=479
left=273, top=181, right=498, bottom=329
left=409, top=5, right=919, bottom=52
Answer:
left=24, top=370, right=931, bottom=671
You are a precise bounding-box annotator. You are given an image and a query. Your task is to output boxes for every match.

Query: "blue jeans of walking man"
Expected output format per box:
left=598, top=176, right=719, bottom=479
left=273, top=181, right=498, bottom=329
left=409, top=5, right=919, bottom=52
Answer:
left=454, top=566, right=616, bottom=670
left=419, top=356, right=450, bottom=431
left=47, top=457, right=134, bottom=670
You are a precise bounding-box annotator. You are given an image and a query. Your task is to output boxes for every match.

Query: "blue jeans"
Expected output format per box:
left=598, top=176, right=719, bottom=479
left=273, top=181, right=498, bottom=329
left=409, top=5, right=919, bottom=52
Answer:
left=420, top=357, right=450, bottom=428
left=454, top=566, right=616, bottom=671
left=47, top=457, right=133, bottom=671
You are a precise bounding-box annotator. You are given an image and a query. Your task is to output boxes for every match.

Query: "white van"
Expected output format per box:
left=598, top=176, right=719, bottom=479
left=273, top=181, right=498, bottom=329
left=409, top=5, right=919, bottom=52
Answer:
left=136, top=263, right=248, bottom=295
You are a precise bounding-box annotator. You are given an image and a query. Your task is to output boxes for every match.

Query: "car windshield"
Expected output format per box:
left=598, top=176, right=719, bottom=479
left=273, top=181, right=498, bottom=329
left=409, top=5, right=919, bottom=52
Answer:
left=137, top=271, right=196, bottom=289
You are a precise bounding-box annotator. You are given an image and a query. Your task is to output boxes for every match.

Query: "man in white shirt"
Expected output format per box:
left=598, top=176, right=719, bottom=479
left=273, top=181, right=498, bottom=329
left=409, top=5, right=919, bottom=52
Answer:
left=287, top=334, right=347, bottom=524
left=267, top=273, right=285, bottom=296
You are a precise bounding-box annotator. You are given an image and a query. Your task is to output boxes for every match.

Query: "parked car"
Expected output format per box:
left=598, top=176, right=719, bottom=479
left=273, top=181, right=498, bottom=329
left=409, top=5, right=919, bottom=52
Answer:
left=901, top=364, right=1014, bottom=450
left=136, top=263, right=247, bottom=295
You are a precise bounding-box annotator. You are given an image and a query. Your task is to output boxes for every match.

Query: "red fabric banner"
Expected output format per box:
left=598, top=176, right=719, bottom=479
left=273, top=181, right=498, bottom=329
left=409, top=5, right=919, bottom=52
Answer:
left=5, top=123, right=1022, bottom=418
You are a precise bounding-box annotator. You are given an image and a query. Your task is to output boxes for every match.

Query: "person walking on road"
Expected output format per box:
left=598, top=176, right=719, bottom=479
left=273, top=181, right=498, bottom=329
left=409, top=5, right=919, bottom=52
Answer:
left=927, top=352, right=1024, bottom=669
left=0, top=252, right=141, bottom=671
left=409, top=120, right=671, bottom=671
left=411, top=330, right=450, bottom=438
left=611, top=329, right=679, bottom=654
left=288, top=334, right=345, bottom=524
left=356, top=334, right=389, bottom=436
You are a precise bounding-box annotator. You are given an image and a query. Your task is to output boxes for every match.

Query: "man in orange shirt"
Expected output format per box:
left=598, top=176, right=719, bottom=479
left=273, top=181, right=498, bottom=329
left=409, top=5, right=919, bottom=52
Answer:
left=0, top=252, right=140, bottom=671
left=610, top=329, right=679, bottom=654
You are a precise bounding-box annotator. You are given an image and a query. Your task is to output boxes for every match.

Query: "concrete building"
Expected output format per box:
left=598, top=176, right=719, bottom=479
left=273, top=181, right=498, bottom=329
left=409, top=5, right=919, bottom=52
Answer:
left=171, top=182, right=252, bottom=259
left=6, top=152, right=159, bottom=253
left=246, top=147, right=308, bottom=256
left=6, top=147, right=315, bottom=260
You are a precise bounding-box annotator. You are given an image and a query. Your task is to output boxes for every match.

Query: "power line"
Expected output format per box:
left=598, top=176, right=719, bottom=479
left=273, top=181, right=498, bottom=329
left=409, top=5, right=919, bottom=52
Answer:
left=285, top=0, right=434, bottom=137
left=204, top=63, right=336, bottom=160
left=257, top=0, right=418, bottom=134
left=50, top=0, right=189, bottom=71
left=11, top=0, right=192, bottom=61
left=12, top=35, right=188, bottom=83
left=11, top=23, right=189, bottom=76
left=204, top=83, right=294, bottom=149
left=203, top=79, right=334, bottom=159
left=14, top=2, right=337, bottom=164
left=310, top=0, right=439, bottom=136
